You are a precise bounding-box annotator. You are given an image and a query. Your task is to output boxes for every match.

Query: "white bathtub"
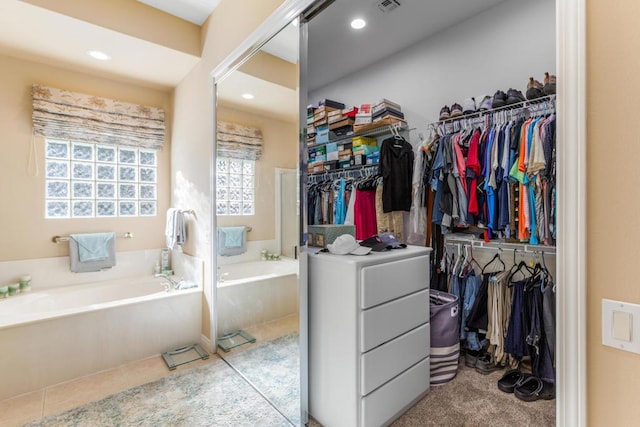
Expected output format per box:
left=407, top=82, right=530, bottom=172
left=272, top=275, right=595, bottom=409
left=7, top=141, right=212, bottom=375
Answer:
left=217, top=259, right=298, bottom=335
left=0, top=276, right=202, bottom=400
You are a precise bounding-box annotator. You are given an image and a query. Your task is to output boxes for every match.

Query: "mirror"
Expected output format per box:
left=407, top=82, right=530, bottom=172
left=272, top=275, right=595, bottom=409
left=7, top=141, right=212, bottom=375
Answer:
left=213, top=20, right=302, bottom=426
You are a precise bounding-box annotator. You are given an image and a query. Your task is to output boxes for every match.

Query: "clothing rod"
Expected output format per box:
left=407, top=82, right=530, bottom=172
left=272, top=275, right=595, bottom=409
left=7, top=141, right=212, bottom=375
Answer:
left=309, top=163, right=378, bottom=177
left=430, top=94, right=556, bottom=127
left=52, top=232, right=133, bottom=244
left=444, top=238, right=556, bottom=255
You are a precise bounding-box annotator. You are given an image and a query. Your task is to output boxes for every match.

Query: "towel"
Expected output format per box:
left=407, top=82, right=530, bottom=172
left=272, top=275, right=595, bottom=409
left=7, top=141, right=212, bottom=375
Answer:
left=217, top=227, right=247, bottom=256
left=165, top=208, right=186, bottom=249
left=69, top=233, right=116, bottom=273
left=70, top=232, right=114, bottom=262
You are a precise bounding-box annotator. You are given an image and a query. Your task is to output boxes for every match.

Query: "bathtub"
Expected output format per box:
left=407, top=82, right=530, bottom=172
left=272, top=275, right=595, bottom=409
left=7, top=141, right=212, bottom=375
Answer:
left=217, top=259, right=298, bottom=335
left=0, top=276, right=202, bottom=401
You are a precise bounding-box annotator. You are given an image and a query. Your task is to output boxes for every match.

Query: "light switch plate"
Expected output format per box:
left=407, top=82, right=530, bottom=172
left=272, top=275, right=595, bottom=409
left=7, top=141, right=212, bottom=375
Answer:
left=603, top=299, right=640, bottom=353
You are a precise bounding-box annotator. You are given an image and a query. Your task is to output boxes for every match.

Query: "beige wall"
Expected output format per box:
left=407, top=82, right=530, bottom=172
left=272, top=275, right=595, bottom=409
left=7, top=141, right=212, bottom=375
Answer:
left=23, top=0, right=201, bottom=56
left=587, top=0, right=640, bottom=424
left=0, top=54, right=172, bottom=261
left=171, top=0, right=286, bottom=339
left=216, top=103, right=297, bottom=242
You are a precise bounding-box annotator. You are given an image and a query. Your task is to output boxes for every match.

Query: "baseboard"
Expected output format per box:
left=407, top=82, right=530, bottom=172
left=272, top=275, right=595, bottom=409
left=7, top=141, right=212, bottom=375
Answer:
left=201, top=334, right=214, bottom=354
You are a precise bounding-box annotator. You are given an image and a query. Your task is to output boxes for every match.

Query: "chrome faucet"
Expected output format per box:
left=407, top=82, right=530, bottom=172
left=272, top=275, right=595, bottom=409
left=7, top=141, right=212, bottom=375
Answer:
left=155, top=272, right=181, bottom=290
left=217, top=266, right=229, bottom=283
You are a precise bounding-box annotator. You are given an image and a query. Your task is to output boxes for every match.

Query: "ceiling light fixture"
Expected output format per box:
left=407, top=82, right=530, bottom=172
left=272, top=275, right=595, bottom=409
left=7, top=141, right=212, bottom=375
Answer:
left=87, top=50, right=111, bottom=61
left=350, top=18, right=366, bottom=30
left=242, top=93, right=255, bottom=100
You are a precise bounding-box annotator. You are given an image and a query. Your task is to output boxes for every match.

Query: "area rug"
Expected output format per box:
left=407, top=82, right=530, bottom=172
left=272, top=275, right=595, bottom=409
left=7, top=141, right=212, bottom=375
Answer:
left=222, top=333, right=300, bottom=426
left=25, top=357, right=291, bottom=427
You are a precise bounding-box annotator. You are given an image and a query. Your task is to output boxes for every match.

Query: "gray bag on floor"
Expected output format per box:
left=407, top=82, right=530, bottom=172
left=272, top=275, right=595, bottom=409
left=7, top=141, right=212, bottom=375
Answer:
left=430, top=289, right=460, bottom=385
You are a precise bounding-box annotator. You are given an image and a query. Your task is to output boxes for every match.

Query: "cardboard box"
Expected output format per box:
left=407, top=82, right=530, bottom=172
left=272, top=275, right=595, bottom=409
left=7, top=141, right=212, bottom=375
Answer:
left=352, top=136, right=377, bottom=147
left=339, top=160, right=351, bottom=169
left=329, top=117, right=354, bottom=130
left=352, top=154, right=366, bottom=166
left=366, top=153, right=380, bottom=165
left=316, top=125, right=330, bottom=144
left=308, top=224, right=355, bottom=248
left=327, top=151, right=339, bottom=161
left=339, top=154, right=351, bottom=162
left=318, top=99, right=346, bottom=110
left=324, top=160, right=338, bottom=171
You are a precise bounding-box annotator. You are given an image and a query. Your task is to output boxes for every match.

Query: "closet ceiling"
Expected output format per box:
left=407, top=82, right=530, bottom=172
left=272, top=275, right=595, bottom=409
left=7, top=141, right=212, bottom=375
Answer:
left=308, top=0, right=507, bottom=91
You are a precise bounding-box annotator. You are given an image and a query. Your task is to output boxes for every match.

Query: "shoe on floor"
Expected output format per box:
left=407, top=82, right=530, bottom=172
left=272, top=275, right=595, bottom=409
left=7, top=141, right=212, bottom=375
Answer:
left=514, top=376, right=556, bottom=401
left=497, top=369, right=529, bottom=393
left=492, top=90, right=507, bottom=108
left=450, top=103, right=463, bottom=118
left=464, top=349, right=480, bottom=367
left=475, top=352, right=499, bottom=375
left=506, top=88, right=526, bottom=105
left=526, top=77, right=544, bottom=100
left=439, top=105, right=451, bottom=120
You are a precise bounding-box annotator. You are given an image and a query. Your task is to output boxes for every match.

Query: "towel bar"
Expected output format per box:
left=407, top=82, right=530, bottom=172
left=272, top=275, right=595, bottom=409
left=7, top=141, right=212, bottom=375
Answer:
left=52, top=232, right=133, bottom=244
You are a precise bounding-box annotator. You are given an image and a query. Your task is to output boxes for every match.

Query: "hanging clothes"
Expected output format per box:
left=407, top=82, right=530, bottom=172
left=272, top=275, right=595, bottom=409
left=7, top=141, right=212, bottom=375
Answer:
left=379, top=136, right=414, bottom=213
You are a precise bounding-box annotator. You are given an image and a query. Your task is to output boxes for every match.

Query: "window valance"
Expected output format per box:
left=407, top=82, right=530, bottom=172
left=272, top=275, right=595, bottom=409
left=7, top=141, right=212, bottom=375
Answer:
left=32, top=85, right=165, bottom=150
left=217, top=121, right=263, bottom=160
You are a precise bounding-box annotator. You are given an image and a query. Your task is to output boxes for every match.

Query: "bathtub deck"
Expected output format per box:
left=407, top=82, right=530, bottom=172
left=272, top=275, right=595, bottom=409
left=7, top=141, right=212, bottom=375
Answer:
left=0, top=314, right=298, bottom=427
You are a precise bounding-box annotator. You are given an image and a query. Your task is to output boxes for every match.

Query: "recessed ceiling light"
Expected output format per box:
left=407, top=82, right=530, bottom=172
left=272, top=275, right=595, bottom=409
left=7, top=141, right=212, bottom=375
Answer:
left=242, top=93, right=255, bottom=100
left=350, top=18, right=366, bottom=30
left=87, top=50, right=111, bottom=61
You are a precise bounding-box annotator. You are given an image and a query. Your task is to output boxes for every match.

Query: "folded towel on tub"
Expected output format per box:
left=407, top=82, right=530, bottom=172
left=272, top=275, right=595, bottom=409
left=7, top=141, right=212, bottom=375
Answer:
left=217, top=227, right=247, bottom=256
left=69, top=232, right=116, bottom=272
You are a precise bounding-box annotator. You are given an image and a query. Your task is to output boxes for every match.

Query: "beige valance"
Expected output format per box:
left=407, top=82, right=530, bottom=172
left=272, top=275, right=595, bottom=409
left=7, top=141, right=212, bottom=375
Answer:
left=32, top=85, right=165, bottom=150
left=217, top=121, right=263, bottom=160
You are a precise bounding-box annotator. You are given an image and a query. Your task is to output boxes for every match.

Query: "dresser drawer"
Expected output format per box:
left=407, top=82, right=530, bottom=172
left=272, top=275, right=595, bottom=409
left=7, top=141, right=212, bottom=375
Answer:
left=361, top=357, right=430, bottom=427
left=360, top=289, right=429, bottom=352
left=360, top=255, right=429, bottom=309
left=361, top=322, right=430, bottom=396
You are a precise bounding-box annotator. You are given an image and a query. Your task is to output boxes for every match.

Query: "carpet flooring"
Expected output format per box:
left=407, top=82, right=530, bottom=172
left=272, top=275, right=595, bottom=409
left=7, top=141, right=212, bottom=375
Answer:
left=391, top=363, right=556, bottom=427
left=222, top=333, right=300, bottom=426
left=24, top=357, right=291, bottom=427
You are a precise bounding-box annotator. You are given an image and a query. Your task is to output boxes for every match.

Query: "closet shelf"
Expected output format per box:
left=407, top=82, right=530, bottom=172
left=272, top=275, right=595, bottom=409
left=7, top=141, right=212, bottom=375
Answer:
left=308, top=163, right=378, bottom=177
left=430, top=94, right=556, bottom=126
left=308, top=122, right=408, bottom=149
left=444, top=236, right=556, bottom=254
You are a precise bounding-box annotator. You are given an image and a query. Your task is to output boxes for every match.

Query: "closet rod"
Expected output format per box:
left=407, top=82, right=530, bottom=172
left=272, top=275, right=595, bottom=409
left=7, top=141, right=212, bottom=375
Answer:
left=444, top=238, right=556, bottom=255
left=429, top=94, right=556, bottom=127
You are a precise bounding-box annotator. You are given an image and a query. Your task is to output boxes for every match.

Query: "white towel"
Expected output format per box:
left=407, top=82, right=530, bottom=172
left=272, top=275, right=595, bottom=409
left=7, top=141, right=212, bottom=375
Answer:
left=165, top=208, right=186, bottom=249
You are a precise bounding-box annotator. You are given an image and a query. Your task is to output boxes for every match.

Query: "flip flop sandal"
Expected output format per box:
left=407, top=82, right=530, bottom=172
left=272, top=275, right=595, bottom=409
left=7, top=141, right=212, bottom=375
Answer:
left=497, top=369, right=528, bottom=393
left=514, top=376, right=556, bottom=401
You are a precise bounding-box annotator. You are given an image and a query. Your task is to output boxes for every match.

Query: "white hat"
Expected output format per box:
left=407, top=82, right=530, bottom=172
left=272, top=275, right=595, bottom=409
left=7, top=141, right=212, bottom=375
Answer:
left=327, top=234, right=372, bottom=256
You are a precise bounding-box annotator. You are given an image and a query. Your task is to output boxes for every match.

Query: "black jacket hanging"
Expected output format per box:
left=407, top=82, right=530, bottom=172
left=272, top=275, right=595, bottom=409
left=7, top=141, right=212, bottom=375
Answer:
left=379, top=136, right=414, bottom=212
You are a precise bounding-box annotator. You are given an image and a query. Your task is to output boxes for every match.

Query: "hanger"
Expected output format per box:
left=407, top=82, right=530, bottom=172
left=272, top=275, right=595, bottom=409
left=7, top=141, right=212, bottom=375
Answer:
left=461, top=244, right=481, bottom=276
left=481, top=249, right=506, bottom=274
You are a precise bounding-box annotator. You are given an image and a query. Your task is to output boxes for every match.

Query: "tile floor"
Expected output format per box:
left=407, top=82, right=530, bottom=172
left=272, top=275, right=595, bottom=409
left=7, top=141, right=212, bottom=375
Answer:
left=0, top=315, right=299, bottom=427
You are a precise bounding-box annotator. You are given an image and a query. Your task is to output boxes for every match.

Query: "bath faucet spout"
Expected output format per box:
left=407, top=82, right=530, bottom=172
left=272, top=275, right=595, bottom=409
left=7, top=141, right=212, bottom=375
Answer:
left=155, top=273, right=180, bottom=290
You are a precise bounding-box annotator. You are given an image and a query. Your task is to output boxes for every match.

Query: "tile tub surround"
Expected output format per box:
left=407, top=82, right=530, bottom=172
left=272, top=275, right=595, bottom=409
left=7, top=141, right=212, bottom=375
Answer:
left=216, top=258, right=299, bottom=335
left=0, top=275, right=202, bottom=401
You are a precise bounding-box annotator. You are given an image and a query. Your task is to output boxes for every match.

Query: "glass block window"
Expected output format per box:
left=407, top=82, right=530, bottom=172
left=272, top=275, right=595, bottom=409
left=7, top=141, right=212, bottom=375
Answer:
left=45, top=139, right=158, bottom=218
left=216, top=158, right=255, bottom=216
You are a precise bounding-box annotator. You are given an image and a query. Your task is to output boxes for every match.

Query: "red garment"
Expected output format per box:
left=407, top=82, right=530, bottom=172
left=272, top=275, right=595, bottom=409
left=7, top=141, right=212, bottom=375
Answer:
left=466, top=129, right=482, bottom=215
left=354, top=189, right=377, bottom=240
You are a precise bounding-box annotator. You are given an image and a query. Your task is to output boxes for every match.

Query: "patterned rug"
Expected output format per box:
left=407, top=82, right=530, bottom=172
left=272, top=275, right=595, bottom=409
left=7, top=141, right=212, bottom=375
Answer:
left=222, top=333, right=300, bottom=426
left=25, top=357, right=291, bottom=427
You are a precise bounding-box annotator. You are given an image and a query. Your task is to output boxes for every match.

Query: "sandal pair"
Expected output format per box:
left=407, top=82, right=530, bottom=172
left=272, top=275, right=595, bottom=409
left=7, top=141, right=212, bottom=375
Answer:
left=497, top=370, right=555, bottom=401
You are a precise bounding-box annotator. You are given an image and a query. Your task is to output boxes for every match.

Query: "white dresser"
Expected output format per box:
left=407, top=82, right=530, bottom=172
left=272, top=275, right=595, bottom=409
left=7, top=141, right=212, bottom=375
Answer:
left=308, top=245, right=432, bottom=427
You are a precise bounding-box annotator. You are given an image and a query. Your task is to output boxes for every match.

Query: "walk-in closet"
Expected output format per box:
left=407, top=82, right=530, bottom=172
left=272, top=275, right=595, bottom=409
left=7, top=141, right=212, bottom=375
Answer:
left=305, top=0, right=557, bottom=425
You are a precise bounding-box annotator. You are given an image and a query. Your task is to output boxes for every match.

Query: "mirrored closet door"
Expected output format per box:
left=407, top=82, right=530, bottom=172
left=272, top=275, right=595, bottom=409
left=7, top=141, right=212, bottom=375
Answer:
left=213, top=20, right=303, bottom=426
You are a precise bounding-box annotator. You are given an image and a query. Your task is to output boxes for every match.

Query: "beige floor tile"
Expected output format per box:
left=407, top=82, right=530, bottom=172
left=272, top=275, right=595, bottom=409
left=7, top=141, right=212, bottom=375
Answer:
left=121, top=355, right=171, bottom=389
left=43, top=367, right=128, bottom=417
left=0, top=389, right=44, bottom=427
